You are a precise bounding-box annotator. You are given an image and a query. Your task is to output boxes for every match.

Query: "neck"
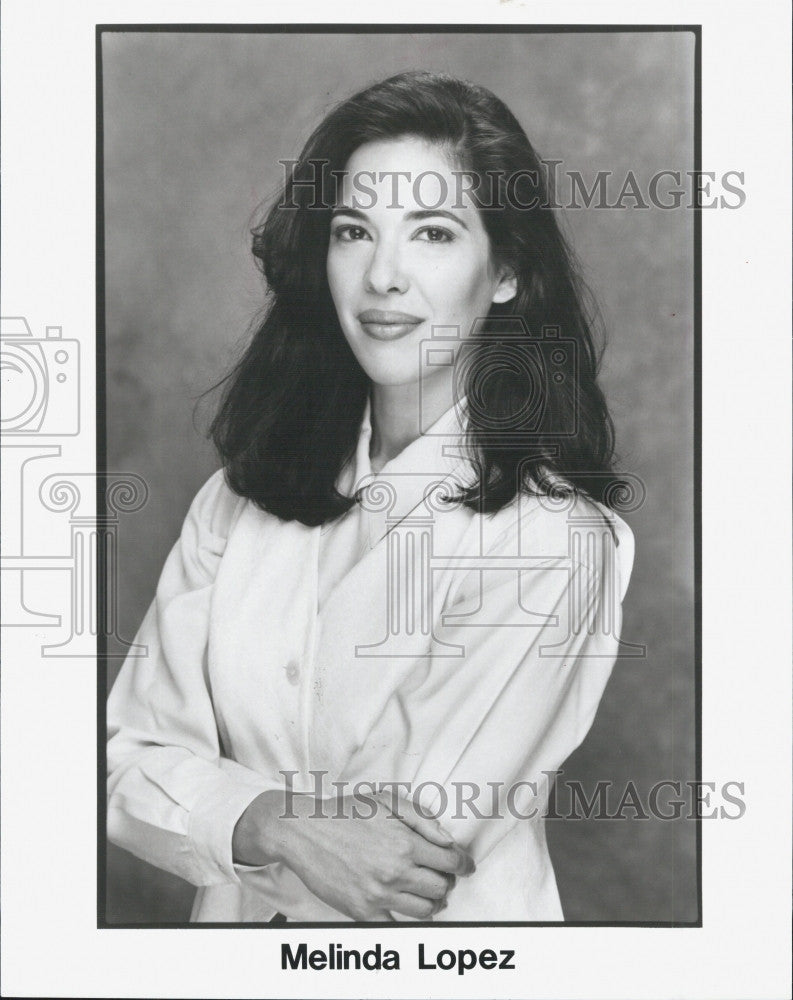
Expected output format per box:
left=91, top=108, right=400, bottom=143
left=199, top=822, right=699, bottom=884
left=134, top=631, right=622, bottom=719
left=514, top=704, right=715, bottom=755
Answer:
left=369, top=372, right=455, bottom=472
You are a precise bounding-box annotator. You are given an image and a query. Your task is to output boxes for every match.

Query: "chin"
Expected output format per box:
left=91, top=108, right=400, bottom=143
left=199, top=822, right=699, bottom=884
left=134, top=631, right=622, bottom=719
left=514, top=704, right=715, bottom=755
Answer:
left=362, top=366, right=422, bottom=390
left=348, top=343, right=424, bottom=389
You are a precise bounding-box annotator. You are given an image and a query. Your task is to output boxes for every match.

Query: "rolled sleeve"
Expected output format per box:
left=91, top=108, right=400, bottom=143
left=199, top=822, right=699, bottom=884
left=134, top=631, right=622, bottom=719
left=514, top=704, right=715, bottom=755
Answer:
left=107, top=470, right=281, bottom=887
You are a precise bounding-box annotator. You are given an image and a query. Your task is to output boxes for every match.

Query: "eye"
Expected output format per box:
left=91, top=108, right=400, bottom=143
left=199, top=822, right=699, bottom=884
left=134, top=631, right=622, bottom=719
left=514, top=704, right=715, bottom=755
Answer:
left=414, top=226, right=455, bottom=244
left=331, top=224, right=370, bottom=242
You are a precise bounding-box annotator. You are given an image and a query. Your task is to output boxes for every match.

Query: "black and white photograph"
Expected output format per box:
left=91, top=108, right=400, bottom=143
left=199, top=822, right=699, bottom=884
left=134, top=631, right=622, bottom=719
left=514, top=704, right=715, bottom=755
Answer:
left=102, top=27, right=698, bottom=926
left=1, top=4, right=790, bottom=999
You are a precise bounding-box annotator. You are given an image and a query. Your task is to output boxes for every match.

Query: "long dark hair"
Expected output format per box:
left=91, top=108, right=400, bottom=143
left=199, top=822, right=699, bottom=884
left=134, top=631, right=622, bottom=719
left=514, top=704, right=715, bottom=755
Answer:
left=210, top=70, right=624, bottom=526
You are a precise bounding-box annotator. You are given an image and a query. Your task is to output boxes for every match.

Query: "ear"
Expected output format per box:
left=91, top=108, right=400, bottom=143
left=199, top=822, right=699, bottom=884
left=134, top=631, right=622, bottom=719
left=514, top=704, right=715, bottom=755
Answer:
left=491, top=266, right=517, bottom=304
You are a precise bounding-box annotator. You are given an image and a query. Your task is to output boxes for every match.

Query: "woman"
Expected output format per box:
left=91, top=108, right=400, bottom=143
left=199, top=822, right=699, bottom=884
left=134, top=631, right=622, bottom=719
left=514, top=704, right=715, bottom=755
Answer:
left=107, top=70, right=635, bottom=923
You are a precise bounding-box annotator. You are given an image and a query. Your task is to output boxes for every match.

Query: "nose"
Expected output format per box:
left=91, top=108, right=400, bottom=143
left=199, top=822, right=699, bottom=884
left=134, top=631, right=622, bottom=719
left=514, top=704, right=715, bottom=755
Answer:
left=364, top=238, right=409, bottom=295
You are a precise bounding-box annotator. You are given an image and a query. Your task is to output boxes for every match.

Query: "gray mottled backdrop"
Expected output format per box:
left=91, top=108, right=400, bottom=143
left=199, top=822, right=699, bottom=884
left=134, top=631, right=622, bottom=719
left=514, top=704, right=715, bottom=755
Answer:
left=103, top=30, right=696, bottom=923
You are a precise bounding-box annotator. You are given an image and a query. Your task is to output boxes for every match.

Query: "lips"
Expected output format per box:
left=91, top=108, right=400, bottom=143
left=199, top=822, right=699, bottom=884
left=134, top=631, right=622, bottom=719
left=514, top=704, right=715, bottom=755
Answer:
left=357, top=309, right=425, bottom=341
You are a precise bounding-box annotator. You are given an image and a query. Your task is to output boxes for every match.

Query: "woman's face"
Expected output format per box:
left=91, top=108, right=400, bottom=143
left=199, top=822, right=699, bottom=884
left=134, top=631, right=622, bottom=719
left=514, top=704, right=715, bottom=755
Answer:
left=326, top=135, right=516, bottom=389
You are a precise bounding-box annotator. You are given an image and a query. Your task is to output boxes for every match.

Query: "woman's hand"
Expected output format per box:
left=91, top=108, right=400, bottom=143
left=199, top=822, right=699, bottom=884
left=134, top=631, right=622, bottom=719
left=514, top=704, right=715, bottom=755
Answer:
left=232, top=789, right=475, bottom=921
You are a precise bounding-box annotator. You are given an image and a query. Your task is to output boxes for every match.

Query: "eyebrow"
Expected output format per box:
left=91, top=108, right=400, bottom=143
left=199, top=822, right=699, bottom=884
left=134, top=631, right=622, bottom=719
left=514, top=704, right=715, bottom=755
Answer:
left=330, top=206, right=469, bottom=231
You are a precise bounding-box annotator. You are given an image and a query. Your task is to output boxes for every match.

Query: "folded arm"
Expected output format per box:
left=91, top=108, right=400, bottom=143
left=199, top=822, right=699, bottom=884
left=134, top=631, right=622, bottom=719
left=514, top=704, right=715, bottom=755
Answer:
left=402, top=496, right=634, bottom=863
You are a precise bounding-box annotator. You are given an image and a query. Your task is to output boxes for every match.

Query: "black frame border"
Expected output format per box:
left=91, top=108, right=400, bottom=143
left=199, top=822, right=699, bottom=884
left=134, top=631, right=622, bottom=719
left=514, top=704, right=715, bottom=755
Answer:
left=96, top=21, right=703, bottom=930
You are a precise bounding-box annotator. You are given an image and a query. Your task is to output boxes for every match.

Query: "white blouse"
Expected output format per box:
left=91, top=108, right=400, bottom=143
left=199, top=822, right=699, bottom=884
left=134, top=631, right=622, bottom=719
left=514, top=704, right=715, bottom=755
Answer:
left=107, top=397, right=635, bottom=922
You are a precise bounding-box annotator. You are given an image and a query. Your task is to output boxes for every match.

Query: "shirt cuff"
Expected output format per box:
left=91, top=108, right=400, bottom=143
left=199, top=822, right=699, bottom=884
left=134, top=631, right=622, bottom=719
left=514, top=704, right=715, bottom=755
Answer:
left=188, top=775, right=280, bottom=884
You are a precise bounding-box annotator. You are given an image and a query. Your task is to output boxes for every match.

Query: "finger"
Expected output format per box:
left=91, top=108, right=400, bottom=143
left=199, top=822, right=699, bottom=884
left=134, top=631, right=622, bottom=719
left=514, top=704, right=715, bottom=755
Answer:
left=398, top=866, right=455, bottom=900
left=390, top=891, right=446, bottom=921
left=393, top=796, right=455, bottom=848
left=413, top=839, right=476, bottom=877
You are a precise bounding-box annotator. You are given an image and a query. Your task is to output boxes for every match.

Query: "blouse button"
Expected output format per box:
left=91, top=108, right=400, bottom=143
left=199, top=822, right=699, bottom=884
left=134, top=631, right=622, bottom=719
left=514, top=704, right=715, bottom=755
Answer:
left=285, top=661, right=300, bottom=686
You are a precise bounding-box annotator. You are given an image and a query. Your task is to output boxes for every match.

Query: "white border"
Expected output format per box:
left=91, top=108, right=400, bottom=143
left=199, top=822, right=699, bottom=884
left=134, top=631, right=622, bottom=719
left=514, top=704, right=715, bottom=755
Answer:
left=1, top=2, right=791, bottom=998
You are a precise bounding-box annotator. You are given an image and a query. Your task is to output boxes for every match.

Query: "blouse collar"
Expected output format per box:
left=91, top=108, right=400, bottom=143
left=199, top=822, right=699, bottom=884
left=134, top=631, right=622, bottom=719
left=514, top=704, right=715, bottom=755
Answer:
left=329, top=391, right=474, bottom=545
left=354, top=391, right=470, bottom=480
